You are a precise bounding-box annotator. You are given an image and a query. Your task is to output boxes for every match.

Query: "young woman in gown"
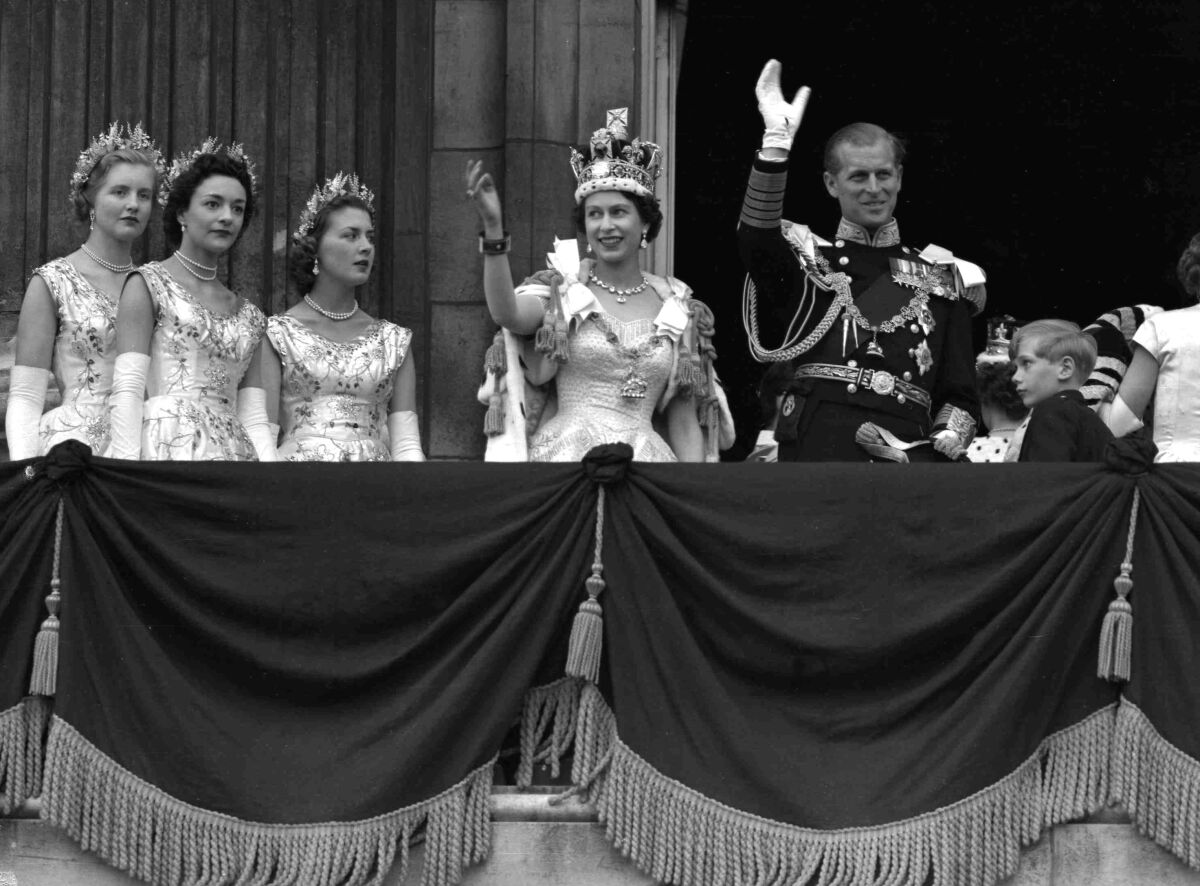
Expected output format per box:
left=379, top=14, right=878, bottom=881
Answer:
left=466, top=108, right=728, bottom=462
left=107, top=140, right=272, bottom=460
left=5, top=123, right=161, bottom=459
left=257, top=173, right=424, bottom=462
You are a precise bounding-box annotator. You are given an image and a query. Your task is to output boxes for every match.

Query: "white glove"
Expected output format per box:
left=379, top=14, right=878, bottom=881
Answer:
left=388, top=410, right=425, bottom=462
left=756, top=59, right=811, bottom=153
left=932, top=429, right=967, bottom=461
left=107, top=352, right=150, bottom=459
left=1106, top=394, right=1145, bottom=438
left=237, top=386, right=278, bottom=462
left=5, top=365, right=51, bottom=460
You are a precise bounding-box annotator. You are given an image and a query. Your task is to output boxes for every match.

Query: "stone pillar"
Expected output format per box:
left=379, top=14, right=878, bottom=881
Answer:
left=425, top=0, right=508, bottom=459
left=503, top=0, right=638, bottom=286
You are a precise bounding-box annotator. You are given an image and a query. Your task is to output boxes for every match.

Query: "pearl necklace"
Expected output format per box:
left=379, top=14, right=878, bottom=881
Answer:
left=591, top=273, right=649, bottom=304
left=174, top=250, right=218, bottom=281
left=304, top=294, right=358, bottom=321
left=81, top=244, right=133, bottom=274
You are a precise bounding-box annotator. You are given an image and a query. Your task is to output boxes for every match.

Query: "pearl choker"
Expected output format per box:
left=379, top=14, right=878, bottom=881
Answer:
left=174, top=250, right=218, bottom=281
left=304, top=294, right=358, bottom=321
left=81, top=244, right=133, bottom=273
left=591, top=273, right=649, bottom=304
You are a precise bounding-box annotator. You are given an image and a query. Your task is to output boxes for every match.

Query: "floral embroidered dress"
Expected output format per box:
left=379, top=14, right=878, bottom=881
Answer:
left=138, top=262, right=266, bottom=460
left=33, top=258, right=117, bottom=454
left=267, top=315, right=412, bottom=462
left=528, top=309, right=678, bottom=462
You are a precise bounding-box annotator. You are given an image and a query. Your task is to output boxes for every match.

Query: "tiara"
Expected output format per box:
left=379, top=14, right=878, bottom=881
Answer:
left=293, top=172, right=376, bottom=243
left=158, top=137, right=259, bottom=207
left=569, top=108, right=662, bottom=204
left=69, top=122, right=164, bottom=198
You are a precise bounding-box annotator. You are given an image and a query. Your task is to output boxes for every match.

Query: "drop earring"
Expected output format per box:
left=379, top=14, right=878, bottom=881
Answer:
left=586, top=242, right=593, bottom=255
left=640, top=232, right=648, bottom=250
left=89, top=209, right=95, bottom=232
left=314, top=258, right=320, bottom=276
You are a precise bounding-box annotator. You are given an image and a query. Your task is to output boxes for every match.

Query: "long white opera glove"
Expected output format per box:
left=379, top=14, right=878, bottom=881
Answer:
left=5, top=365, right=51, bottom=460
left=107, top=352, right=150, bottom=459
left=756, top=59, right=811, bottom=152
left=237, top=387, right=278, bottom=462
left=388, top=410, right=425, bottom=462
left=1106, top=394, right=1145, bottom=438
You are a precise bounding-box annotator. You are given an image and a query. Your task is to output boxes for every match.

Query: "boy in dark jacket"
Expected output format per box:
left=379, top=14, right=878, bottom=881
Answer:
left=1009, top=319, right=1113, bottom=462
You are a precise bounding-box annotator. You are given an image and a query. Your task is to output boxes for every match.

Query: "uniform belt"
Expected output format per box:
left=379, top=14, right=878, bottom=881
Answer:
left=794, top=363, right=932, bottom=411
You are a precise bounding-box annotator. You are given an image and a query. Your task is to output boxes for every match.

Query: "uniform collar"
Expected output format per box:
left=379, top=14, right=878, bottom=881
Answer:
left=836, top=217, right=901, bottom=248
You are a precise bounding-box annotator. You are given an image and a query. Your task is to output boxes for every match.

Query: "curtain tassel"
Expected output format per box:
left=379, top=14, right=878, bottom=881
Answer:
left=29, top=500, right=65, bottom=697
left=1098, top=487, right=1139, bottom=682
left=1098, top=564, right=1133, bottom=681
left=566, top=487, right=606, bottom=684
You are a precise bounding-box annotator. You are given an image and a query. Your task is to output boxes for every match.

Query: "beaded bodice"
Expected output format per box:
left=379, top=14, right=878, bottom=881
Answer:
left=39, top=258, right=118, bottom=411
left=139, top=262, right=265, bottom=408
left=555, top=315, right=672, bottom=424
left=268, top=315, right=411, bottom=458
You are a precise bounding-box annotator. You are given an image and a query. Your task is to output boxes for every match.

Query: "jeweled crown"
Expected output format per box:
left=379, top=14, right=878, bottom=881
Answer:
left=977, top=315, right=1018, bottom=365
left=158, top=137, right=259, bottom=207
left=293, top=172, right=376, bottom=243
left=69, top=122, right=164, bottom=200
left=569, top=108, right=662, bottom=204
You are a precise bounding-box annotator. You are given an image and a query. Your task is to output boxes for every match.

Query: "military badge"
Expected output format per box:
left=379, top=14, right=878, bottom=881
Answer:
left=915, top=338, right=934, bottom=375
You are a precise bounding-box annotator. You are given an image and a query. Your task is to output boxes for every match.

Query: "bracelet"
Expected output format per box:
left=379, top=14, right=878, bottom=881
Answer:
left=478, top=231, right=511, bottom=255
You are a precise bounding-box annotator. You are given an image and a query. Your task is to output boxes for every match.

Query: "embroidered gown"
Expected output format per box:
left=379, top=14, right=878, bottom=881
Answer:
left=267, top=315, right=413, bottom=462
left=137, top=262, right=266, bottom=460
left=32, top=258, right=117, bottom=454
left=528, top=310, right=678, bottom=462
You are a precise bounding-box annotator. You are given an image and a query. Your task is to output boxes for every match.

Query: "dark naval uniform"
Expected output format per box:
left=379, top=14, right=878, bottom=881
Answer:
left=738, top=155, right=980, bottom=462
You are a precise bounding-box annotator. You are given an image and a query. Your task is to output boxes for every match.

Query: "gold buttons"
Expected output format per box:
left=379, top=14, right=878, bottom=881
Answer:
left=838, top=256, right=849, bottom=266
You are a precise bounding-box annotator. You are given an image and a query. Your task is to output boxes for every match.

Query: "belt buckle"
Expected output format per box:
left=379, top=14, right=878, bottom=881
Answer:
left=869, top=370, right=896, bottom=397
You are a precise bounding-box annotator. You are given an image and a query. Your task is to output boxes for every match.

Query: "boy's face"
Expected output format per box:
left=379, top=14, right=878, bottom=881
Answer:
left=1012, top=339, right=1071, bottom=408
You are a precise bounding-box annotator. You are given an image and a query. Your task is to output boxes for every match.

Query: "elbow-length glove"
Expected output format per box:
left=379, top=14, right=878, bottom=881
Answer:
left=388, top=411, right=425, bottom=462
left=237, top=387, right=278, bottom=462
left=107, top=352, right=150, bottom=459
left=5, top=365, right=51, bottom=460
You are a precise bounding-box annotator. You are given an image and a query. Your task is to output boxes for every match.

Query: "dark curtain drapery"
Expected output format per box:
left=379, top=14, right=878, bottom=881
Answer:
left=2, top=443, right=1200, bottom=886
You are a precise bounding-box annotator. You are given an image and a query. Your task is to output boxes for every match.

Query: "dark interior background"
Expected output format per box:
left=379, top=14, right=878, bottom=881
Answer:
left=675, top=0, right=1200, bottom=457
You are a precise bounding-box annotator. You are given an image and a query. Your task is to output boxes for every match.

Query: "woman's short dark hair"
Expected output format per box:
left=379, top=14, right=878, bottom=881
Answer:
left=976, top=360, right=1027, bottom=423
left=162, top=152, right=256, bottom=249
left=1177, top=231, right=1200, bottom=303
left=571, top=191, right=664, bottom=244
left=287, top=194, right=374, bottom=296
left=70, top=149, right=159, bottom=224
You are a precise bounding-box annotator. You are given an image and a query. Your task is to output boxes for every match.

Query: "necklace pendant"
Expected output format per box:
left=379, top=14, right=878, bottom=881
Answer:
left=615, top=294, right=628, bottom=304
left=866, top=335, right=884, bottom=358
left=620, top=368, right=649, bottom=399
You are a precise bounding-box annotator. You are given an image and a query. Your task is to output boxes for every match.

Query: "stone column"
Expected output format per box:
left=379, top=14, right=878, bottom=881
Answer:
left=426, top=0, right=508, bottom=459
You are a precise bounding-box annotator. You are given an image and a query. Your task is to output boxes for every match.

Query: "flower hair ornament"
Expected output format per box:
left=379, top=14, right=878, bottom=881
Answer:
left=569, top=107, right=663, bottom=204
left=158, top=137, right=259, bottom=207
left=69, top=121, right=165, bottom=204
left=293, top=172, right=376, bottom=244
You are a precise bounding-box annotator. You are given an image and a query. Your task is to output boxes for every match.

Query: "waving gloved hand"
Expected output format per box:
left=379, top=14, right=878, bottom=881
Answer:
left=756, top=59, right=811, bottom=153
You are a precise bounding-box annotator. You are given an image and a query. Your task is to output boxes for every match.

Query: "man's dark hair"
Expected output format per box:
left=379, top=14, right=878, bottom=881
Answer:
left=823, top=122, right=907, bottom=175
